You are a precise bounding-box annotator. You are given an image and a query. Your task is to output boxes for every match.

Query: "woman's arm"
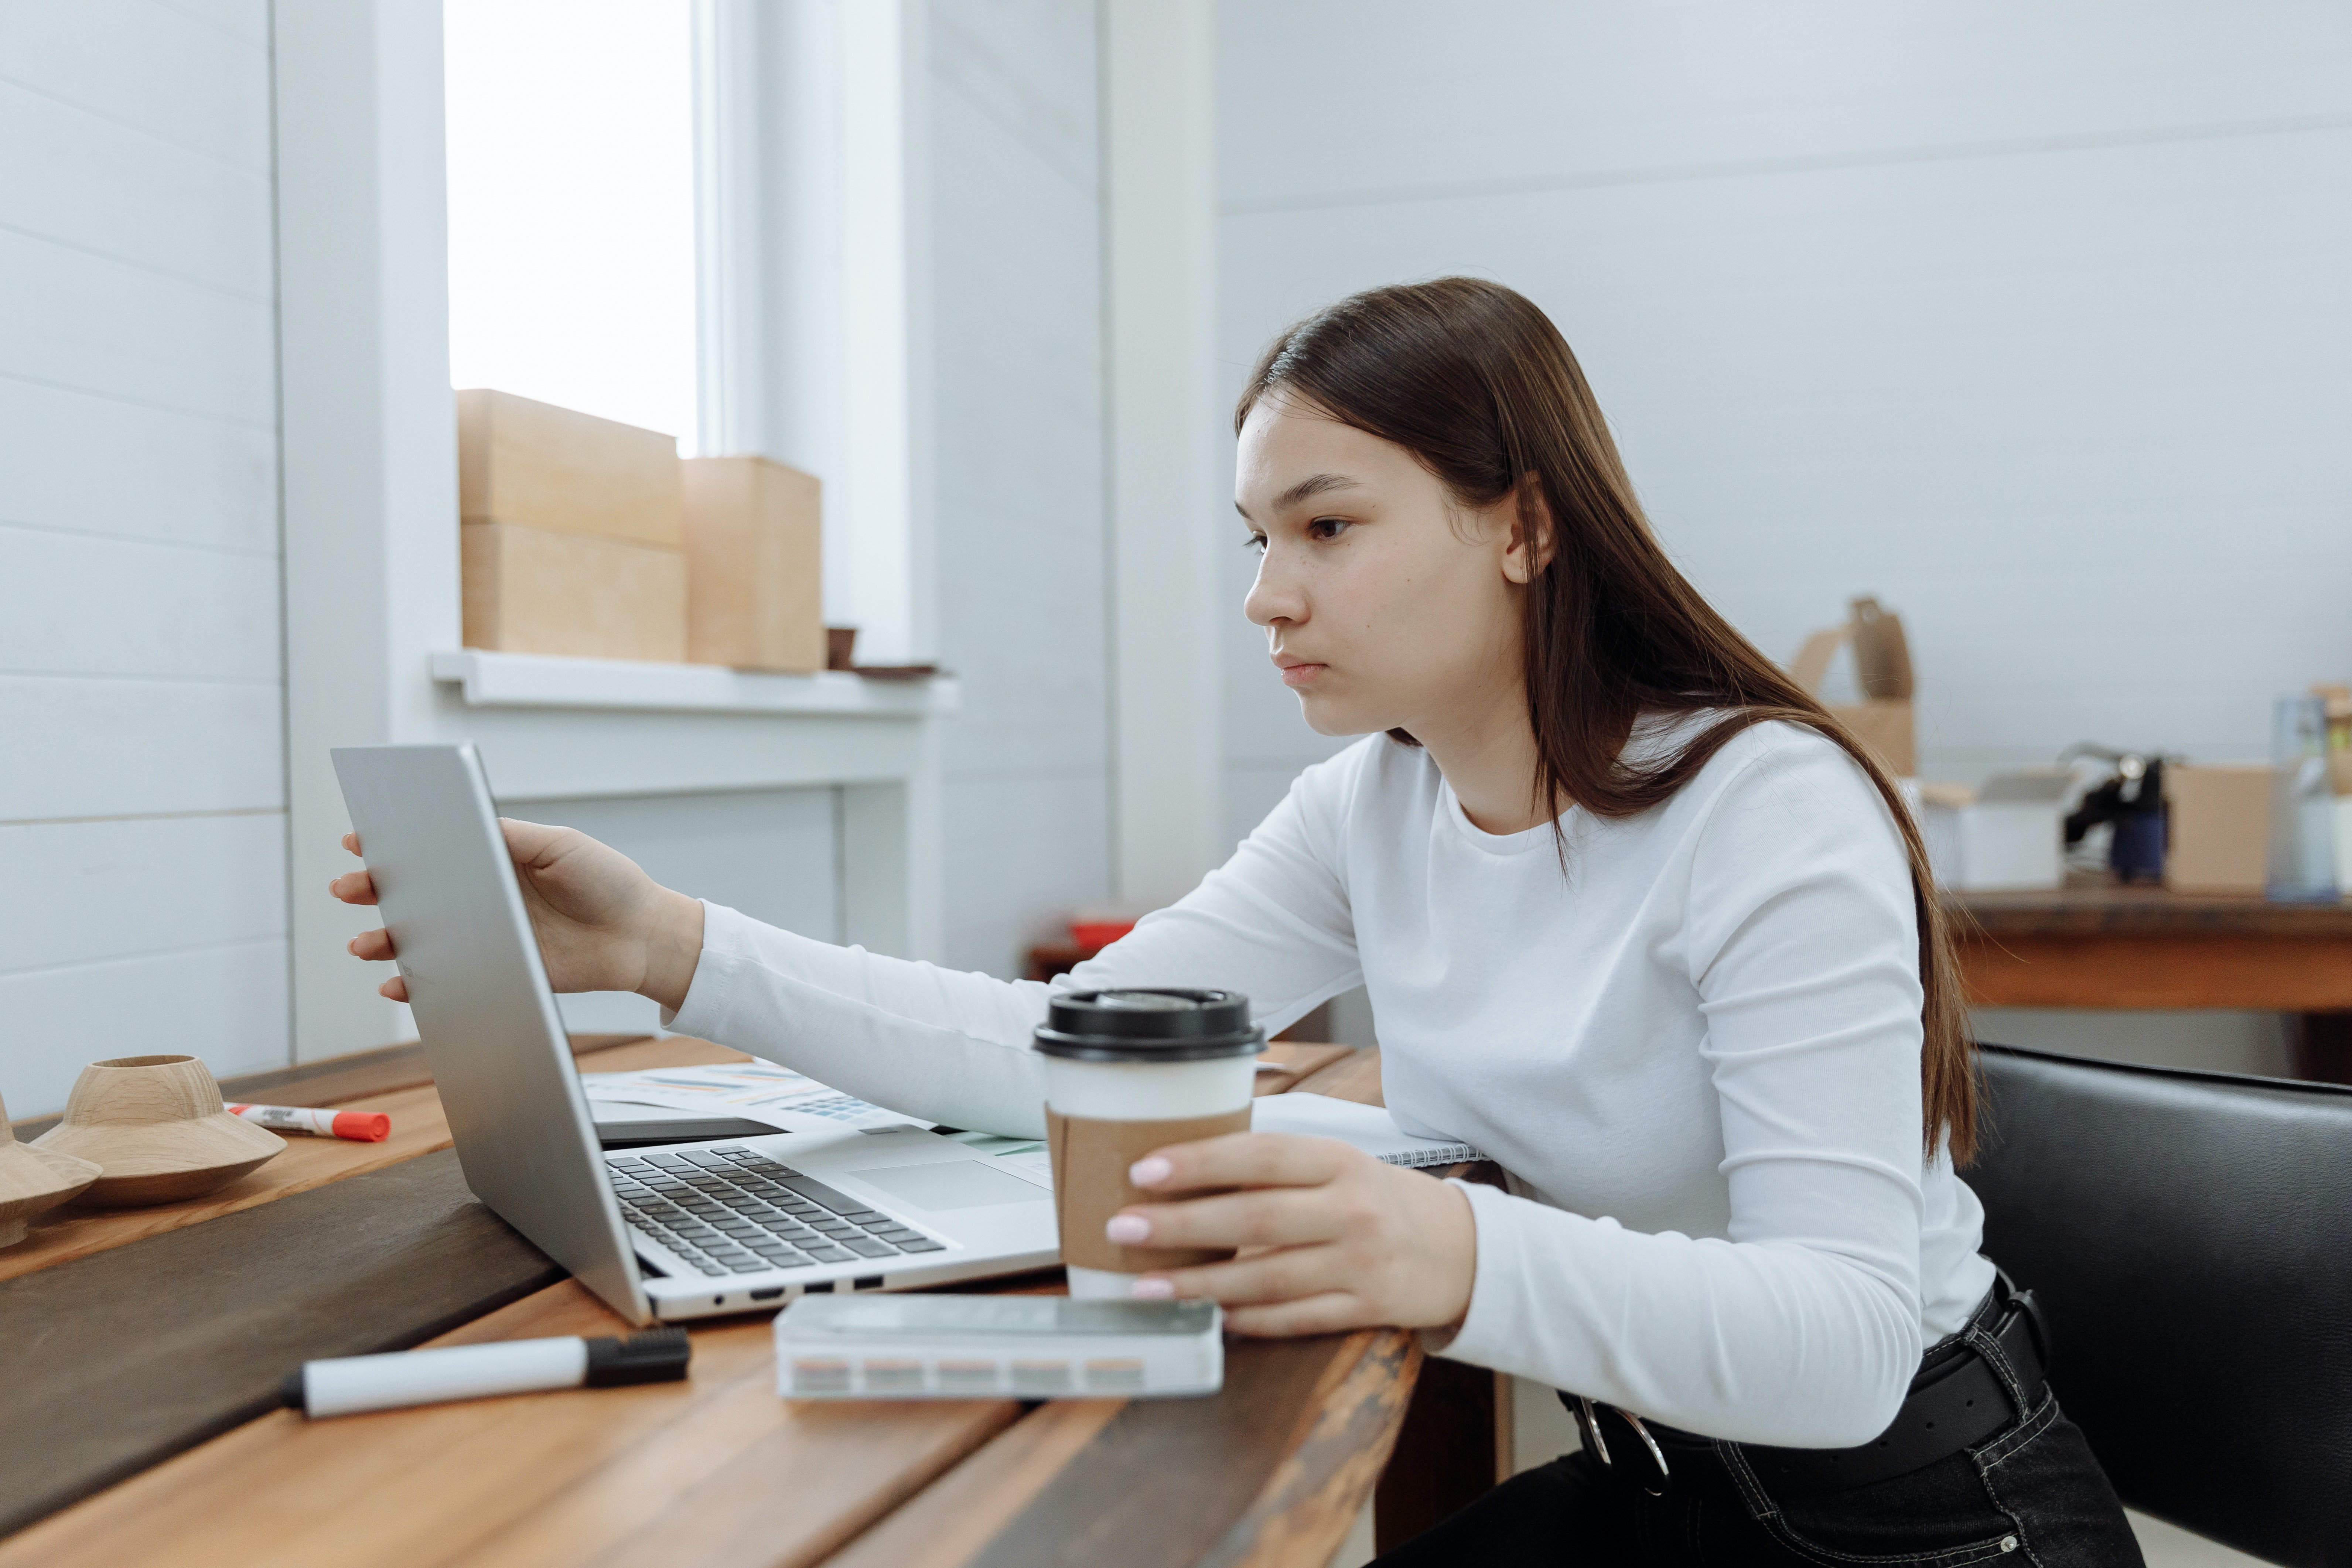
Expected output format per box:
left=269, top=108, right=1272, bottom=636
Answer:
left=662, top=752, right=1370, bottom=1134
left=333, top=748, right=1372, bottom=1138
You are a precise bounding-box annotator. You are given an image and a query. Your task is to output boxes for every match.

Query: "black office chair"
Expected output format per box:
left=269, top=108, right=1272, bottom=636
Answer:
left=1970, top=1043, right=2352, bottom=1568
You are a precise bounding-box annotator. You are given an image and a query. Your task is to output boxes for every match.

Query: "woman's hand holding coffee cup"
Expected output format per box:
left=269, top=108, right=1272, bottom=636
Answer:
left=1109, top=1131, right=1478, bottom=1336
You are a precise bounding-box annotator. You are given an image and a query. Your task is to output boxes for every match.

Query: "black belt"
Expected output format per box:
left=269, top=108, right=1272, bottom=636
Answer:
left=1569, top=1284, right=2052, bottom=1499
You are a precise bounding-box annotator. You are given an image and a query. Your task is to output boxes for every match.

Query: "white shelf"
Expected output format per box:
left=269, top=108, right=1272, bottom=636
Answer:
left=410, top=648, right=950, bottom=987
left=429, top=650, right=960, bottom=718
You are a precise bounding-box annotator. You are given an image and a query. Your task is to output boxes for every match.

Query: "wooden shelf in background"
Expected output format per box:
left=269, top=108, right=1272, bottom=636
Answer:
left=1951, top=876, right=2352, bottom=939
left=1948, top=876, right=2352, bottom=1034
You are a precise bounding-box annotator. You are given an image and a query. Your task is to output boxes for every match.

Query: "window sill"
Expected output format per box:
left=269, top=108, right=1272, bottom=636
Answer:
left=429, top=650, right=959, bottom=719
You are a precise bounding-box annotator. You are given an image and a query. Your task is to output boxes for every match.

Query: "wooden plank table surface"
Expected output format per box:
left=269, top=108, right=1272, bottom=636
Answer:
left=0, top=1035, right=740, bottom=1286
left=0, top=1038, right=1443, bottom=1567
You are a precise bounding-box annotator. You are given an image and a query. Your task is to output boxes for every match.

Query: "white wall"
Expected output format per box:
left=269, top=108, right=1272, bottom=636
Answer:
left=1215, top=1, right=2352, bottom=1064
left=1104, top=0, right=1225, bottom=912
left=1218, top=0, right=2352, bottom=789
left=925, top=0, right=1117, bottom=976
left=0, top=0, right=290, bottom=1116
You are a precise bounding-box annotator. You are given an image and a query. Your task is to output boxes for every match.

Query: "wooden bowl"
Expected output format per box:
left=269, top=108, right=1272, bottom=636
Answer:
left=31, top=1056, right=283, bottom=1207
left=1, top=1091, right=101, bottom=1246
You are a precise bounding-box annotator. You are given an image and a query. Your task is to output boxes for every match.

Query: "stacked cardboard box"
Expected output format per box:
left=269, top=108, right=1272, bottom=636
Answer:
left=1789, top=595, right=1917, bottom=777
left=2163, top=765, right=2270, bottom=893
left=458, top=390, right=688, bottom=662
left=682, top=455, right=825, bottom=672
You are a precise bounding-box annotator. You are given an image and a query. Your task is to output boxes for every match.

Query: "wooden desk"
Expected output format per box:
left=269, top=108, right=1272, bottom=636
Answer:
left=1950, top=877, right=2352, bottom=1079
left=0, top=1039, right=1441, bottom=1567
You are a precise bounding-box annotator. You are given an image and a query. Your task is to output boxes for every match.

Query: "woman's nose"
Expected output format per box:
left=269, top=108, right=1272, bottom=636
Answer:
left=1244, top=547, right=1303, bottom=628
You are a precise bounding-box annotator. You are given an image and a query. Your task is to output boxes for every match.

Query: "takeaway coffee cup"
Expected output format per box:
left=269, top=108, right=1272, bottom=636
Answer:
left=1035, top=989, right=1264, bottom=1299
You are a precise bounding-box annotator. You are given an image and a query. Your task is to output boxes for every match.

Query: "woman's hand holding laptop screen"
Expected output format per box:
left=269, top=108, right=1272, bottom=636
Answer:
left=330, top=820, right=704, bottom=1011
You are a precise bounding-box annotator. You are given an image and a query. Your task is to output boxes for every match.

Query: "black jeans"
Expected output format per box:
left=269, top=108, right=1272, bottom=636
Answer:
left=1374, top=1333, right=2143, bottom=1567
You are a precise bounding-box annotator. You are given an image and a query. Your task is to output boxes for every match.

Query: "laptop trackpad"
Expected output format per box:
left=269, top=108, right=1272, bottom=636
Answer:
left=849, top=1160, right=1049, bottom=1211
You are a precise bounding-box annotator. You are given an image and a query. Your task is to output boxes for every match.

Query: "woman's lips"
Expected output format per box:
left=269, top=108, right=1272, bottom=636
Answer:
left=1278, top=662, right=1325, bottom=689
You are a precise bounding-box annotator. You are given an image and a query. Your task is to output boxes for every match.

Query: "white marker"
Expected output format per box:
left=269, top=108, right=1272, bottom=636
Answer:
left=229, top=1103, right=391, bottom=1142
left=283, top=1330, right=690, bottom=1418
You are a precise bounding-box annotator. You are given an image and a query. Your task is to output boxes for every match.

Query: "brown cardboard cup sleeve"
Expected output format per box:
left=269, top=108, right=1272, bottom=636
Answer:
left=1047, top=1107, right=1253, bottom=1273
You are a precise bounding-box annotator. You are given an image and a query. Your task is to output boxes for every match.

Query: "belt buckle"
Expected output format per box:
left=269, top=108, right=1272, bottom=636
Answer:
left=1994, top=1269, right=2055, bottom=1380
left=2009, top=1288, right=2055, bottom=1380
left=1574, top=1397, right=1672, bottom=1497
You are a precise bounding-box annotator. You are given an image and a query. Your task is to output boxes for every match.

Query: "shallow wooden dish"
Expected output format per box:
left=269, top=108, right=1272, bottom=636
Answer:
left=31, top=1055, right=284, bottom=1207
left=1, top=1090, right=102, bottom=1246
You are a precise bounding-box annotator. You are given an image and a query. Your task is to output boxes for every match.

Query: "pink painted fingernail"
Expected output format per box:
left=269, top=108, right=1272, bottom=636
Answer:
left=1129, top=1276, right=1175, bottom=1300
left=1129, top=1156, right=1172, bottom=1186
left=1105, top=1213, right=1151, bottom=1244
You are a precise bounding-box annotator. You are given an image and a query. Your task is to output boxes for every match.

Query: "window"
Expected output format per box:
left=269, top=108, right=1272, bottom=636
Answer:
left=443, top=0, right=701, bottom=450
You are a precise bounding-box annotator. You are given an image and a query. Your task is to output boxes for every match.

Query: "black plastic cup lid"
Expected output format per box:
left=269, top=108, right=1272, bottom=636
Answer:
left=1033, top=988, right=1264, bottom=1062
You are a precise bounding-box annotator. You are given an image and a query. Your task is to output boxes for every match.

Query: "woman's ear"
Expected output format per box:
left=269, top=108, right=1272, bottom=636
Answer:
left=1501, top=475, right=1557, bottom=585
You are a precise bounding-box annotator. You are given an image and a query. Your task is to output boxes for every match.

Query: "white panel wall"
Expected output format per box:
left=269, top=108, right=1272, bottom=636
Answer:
left=925, top=0, right=1115, bottom=976
left=0, top=0, right=288, bottom=1116
left=1215, top=1, right=2352, bottom=1065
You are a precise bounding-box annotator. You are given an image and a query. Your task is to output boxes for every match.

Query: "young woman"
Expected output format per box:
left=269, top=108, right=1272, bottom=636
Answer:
left=335, top=279, right=2141, bottom=1565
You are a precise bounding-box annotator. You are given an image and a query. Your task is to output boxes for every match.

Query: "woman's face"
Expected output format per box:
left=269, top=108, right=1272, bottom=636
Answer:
left=1236, top=393, right=1538, bottom=742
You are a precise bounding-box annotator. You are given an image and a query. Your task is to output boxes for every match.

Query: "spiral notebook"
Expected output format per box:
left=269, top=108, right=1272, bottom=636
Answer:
left=1249, top=1092, right=1486, bottom=1169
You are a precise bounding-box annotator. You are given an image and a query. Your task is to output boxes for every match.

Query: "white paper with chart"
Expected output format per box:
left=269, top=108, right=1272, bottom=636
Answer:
left=577, top=1061, right=927, bottom=1134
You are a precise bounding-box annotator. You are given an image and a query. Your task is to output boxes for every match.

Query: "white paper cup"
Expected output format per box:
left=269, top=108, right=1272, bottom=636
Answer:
left=1035, top=990, right=1263, bottom=1299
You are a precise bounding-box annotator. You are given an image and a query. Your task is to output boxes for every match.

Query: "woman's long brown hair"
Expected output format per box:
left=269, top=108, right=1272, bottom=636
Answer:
left=1236, top=277, right=1977, bottom=1165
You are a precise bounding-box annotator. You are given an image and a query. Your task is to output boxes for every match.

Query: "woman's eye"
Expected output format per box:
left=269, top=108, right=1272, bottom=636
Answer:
left=1307, top=517, right=1351, bottom=542
left=1243, top=532, right=1267, bottom=554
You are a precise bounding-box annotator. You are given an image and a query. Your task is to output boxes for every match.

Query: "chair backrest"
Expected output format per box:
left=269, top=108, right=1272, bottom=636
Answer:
left=1971, top=1044, right=2352, bottom=1568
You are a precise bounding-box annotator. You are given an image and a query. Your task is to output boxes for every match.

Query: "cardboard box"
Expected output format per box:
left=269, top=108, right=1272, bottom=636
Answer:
left=2162, top=765, right=2271, bottom=894
left=1789, top=596, right=1917, bottom=778
left=1831, top=701, right=1917, bottom=781
left=1912, top=772, right=2068, bottom=892
left=461, top=521, right=688, bottom=663
left=682, top=456, right=825, bottom=672
left=457, top=388, right=683, bottom=548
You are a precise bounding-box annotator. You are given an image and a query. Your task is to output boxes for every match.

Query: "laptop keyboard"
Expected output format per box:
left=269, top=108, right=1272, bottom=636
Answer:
left=606, top=1145, right=947, bottom=1278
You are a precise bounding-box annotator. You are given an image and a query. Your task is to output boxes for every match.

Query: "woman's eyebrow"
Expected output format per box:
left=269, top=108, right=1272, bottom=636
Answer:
left=1234, top=472, right=1361, bottom=522
left=1275, top=473, right=1361, bottom=511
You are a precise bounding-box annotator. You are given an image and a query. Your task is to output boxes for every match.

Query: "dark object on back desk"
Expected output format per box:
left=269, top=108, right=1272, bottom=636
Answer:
left=2062, top=749, right=2167, bottom=884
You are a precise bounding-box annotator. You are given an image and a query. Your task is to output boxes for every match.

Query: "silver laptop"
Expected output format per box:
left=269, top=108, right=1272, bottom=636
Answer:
left=332, top=743, right=1060, bottom=1324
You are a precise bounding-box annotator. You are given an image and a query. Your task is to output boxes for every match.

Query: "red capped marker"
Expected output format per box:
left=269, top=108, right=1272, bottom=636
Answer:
left=228, top=1103, right=391, bottom=1142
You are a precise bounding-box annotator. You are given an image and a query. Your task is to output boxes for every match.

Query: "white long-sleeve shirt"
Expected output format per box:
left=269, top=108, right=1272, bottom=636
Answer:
left=666, top=719, right=1996, bottom=1446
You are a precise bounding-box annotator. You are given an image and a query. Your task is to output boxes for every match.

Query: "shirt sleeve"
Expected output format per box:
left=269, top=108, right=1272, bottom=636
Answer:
left=663, top=745, right=1370, bottom=1138
left=1437, top=730, right=1930, bottom=1448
